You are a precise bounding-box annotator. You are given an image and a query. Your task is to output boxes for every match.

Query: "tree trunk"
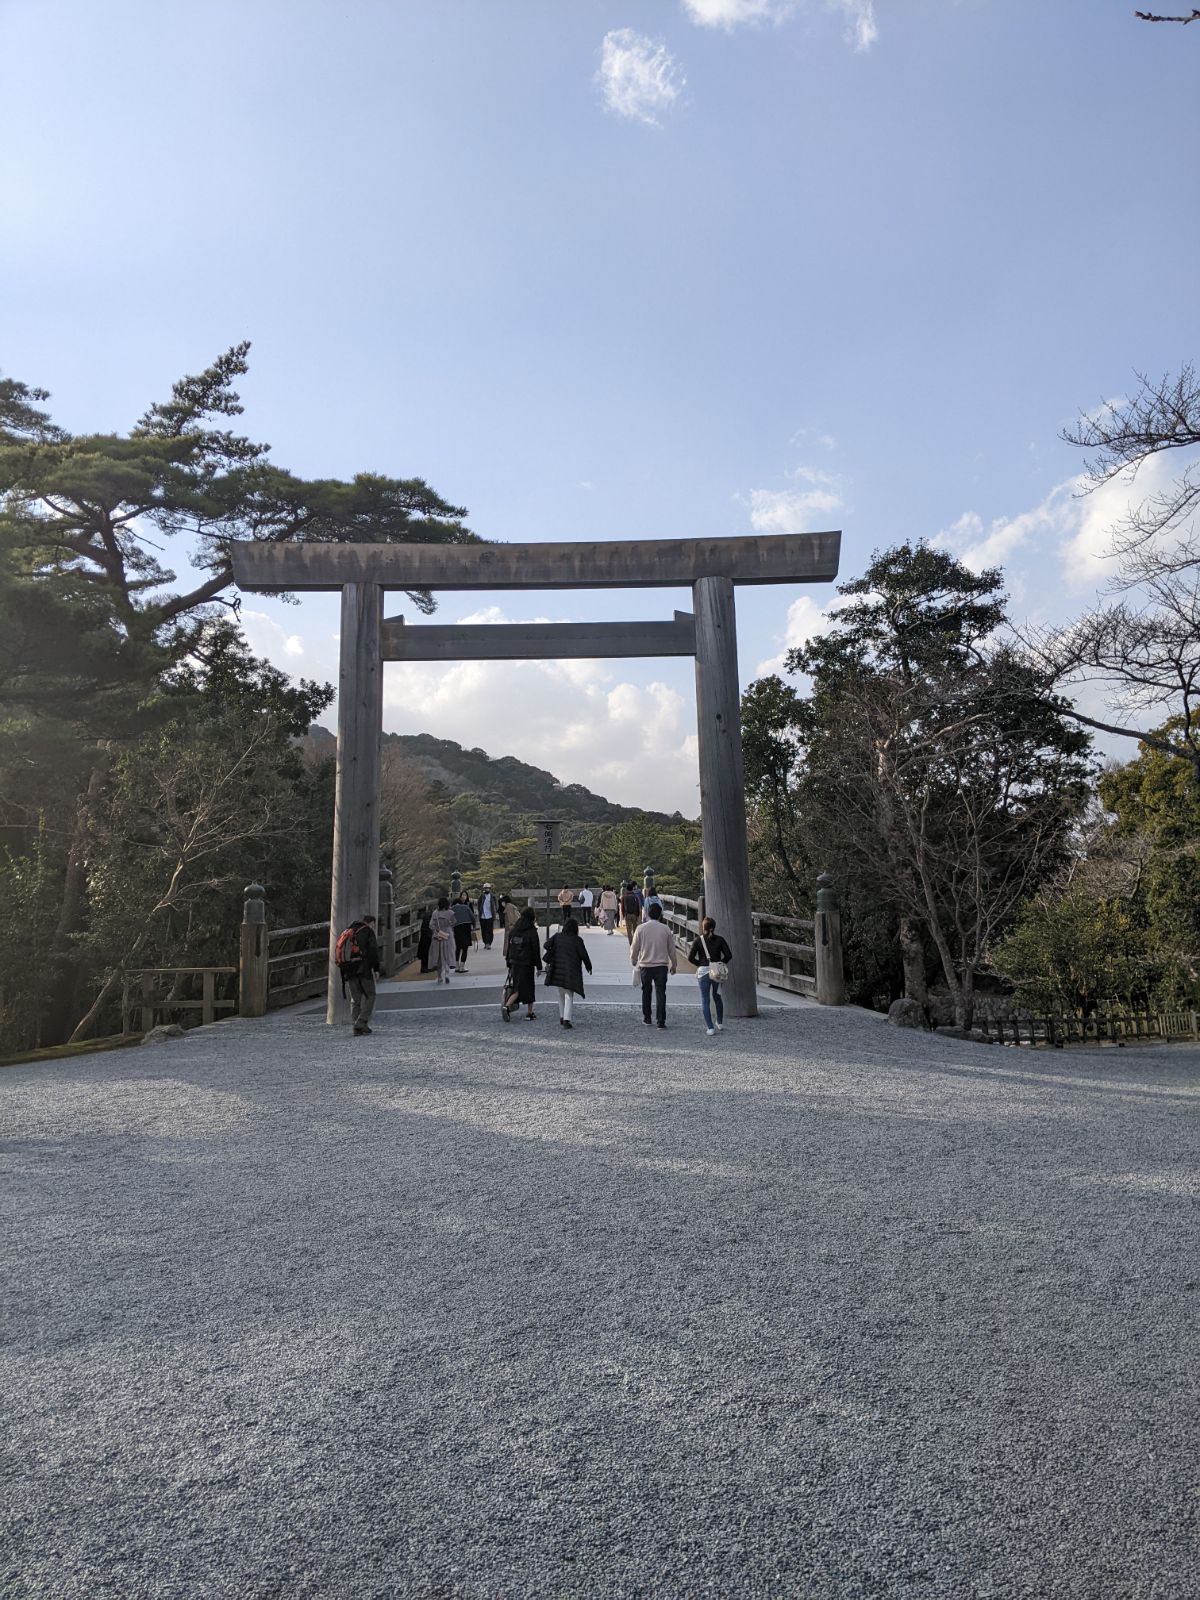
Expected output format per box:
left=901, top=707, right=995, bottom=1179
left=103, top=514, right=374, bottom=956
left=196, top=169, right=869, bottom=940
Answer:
left=68, top=965, right=125, bottom=1044
left=923, top=913, right=964, bottom=1030
left=45, top=745, right=111, bottom=1043
left=959, top=965, right=976, bottom=1032
left=899, top=916, right=927, bottom=1008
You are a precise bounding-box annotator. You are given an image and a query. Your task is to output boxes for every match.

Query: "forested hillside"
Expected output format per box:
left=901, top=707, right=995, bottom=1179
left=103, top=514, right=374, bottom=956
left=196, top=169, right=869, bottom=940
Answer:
left=300, top=726, right=702, bottom=920
left=302, top=726, right=675, bottom=826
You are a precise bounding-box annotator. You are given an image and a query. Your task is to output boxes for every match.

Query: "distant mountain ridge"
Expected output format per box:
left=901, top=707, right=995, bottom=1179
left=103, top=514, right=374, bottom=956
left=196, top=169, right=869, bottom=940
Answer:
left=302, top=726, right=678, bottom=823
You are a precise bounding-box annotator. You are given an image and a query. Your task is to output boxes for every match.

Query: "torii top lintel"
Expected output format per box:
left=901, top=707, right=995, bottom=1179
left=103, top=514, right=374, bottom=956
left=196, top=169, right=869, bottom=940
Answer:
left=229, top=531, right=841, bottom=593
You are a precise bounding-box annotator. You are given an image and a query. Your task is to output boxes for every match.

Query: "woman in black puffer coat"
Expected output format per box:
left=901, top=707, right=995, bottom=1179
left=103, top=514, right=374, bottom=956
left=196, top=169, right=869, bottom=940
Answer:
left=502, top=908, right=543, bottom=1022
left=543, top=916, right=593, bottom=1030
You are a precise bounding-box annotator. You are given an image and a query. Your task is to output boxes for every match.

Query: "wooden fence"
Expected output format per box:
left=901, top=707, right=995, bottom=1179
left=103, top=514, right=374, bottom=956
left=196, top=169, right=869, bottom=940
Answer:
left=120, top=967, right=238, bottom=1035
left=978, top=1008, right=1200, bottom=1047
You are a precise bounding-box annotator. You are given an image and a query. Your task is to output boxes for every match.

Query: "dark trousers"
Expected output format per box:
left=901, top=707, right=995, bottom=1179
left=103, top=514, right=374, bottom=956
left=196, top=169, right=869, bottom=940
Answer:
left=480, top=917, right=494, bottom=947
left=640, top=965, right=668, bottom=1024
left=454, top=926, right=472, bottom=963
left=349, top=972, right=377, bottom=1031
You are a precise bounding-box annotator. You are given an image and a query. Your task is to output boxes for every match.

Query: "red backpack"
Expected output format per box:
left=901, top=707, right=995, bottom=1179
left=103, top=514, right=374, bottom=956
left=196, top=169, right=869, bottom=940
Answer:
left=335, top=923, right=366, bottom=991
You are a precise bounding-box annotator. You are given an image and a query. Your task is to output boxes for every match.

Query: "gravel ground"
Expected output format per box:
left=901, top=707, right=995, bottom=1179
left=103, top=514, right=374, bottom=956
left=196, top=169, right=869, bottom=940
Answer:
left=2, top=1001, right=1198, bottom=1599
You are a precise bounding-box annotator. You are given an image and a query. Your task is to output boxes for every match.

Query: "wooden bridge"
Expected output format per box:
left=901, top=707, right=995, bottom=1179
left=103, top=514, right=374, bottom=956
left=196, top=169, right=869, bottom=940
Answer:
left=122, top=873, right=846, bottom=1034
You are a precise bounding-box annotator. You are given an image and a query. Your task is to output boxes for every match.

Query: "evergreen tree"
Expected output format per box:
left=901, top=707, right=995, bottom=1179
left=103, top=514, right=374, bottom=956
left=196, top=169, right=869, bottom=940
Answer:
left=0, top=346, right=474, bottom=1043
left=744, top=544, right=1092, bottom=1025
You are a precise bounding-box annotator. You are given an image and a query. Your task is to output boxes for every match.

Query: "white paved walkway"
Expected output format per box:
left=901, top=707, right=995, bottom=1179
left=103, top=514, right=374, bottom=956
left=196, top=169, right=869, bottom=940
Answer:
left=326, top=921, right=811, bottom=1017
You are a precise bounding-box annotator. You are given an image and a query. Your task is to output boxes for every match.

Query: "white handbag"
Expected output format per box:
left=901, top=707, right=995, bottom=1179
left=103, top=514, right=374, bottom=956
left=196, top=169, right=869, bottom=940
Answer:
left=700, top=935, right=730, bottom=984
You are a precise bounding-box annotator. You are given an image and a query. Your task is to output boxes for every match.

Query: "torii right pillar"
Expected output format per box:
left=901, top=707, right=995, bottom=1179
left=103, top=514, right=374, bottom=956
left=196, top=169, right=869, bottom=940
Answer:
left=693, top=575, right=757, bottom=1018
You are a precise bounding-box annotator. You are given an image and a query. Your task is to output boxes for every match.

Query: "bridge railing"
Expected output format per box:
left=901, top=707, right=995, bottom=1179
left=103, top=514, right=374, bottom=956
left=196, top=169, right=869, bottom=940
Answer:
left=238, top=881, right=422, bottom=1017
left=658, top=894, right=701, bottom=953
left=234, top=872, right=845, bottom=1018
left=508, top=881, right=841, bottom=1003
left=266, top=920, right=330, bottom=1010
left=752, top=911, right=817, bottom=997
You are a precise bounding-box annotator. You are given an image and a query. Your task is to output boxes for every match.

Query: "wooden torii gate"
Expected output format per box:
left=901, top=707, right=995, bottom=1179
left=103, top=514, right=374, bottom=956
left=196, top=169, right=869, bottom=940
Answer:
left=230, top=531, right=841, bottom=1020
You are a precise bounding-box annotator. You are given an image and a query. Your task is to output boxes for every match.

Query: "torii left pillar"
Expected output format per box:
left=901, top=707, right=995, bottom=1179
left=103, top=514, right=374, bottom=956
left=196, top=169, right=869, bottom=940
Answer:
left=328, top=582, right=384, bottom=1022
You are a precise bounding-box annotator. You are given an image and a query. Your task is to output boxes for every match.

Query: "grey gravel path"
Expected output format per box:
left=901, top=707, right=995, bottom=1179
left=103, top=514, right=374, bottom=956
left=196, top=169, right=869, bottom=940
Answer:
left=2, top=1000, right=1197, bottom=1599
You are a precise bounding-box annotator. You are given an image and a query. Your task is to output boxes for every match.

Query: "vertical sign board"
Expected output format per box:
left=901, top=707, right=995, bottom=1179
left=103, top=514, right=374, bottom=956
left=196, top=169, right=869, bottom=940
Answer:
left=536, top=819, right=561, bottom=927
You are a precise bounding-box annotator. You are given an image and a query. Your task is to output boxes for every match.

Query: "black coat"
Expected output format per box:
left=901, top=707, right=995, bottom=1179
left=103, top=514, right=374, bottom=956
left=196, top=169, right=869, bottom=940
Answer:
left=507, top=926, right=542, bottom=972
left=346, top=922, right=382, bottom=975
left=543, top=930, right=592, bottom=997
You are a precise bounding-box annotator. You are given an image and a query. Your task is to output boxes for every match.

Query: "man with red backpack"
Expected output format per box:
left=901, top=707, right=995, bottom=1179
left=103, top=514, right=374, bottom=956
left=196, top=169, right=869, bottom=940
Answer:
left=335, top=914, right=383, bottom=1036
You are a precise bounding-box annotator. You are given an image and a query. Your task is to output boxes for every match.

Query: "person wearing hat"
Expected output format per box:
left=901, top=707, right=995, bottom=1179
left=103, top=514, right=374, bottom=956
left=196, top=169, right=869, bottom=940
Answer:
left=478, top=883, right=498, bottom=950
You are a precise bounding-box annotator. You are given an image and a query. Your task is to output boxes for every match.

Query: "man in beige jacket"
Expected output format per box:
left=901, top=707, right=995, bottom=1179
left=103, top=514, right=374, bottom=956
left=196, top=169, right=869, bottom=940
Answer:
left=629, top=902, right=677, bottom=1029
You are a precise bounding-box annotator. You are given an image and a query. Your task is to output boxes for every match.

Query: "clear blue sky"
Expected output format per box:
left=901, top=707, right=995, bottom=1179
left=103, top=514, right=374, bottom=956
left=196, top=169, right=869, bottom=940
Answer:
left=3, top=1, right=1196, bottom=813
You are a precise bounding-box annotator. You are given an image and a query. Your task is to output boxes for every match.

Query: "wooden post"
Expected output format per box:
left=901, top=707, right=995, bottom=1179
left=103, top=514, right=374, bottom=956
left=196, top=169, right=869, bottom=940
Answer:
left=693, top=575, right=757, bottom=1018
left=814, top=872, right=846, bottom=1006
left=140, top=973, right=155, bottom=1035
left=201, top=970, right=216, bottom=1026
left=328, top=582, right=384, bottom=1024
left=239, top=882, right=269, bottom=1018
left=379, top=864, right=396, bottom=977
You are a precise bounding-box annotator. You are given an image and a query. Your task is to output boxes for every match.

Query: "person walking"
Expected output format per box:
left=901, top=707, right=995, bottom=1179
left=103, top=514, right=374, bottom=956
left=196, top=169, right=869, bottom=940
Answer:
left=630, top=902, right=676, bottom=1028
left=621, top=883, right=642, bottom=945
left=429, top=897, right=456, bottom=984
left=556, top=884, right=575, bottom=927
left=578, top=885, right=594, bottom=928
left=478, top=884, right=498, bottom=950
left=451, top=892, right=476, bottom=973
left=542, top=915, right=592, bottom=1029
left=641, top=887, right=663, bottom=923
left=501, top=893, right=522, bottom=957
left=502, top=907, right=542, bottom=1022
left=599, top=885, right=619, bottom=935
left=335, top=914, right=383, bottom=1036
left=416, top=905, right=433, bottom=973
left=688, top=916, right=734, bottom=1036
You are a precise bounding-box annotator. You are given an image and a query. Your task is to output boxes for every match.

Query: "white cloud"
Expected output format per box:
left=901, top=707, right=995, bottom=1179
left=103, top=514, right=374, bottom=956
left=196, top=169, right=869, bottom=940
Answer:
left=240, top=610, right=306, bottom=660
left=682, top=0, right=796, bottom=26
left=597, top=30, right=685, bottom=126
left=831, top=0, right=878, bottom=51
left=936, top=445, right=1200, bottom=594
left=376, top=606, right=700, bottom=814
left=682, top=0, right=877, bottom=49
left=749, top=467, right=844, bottom=530
left=933, top=488, right=1080, bottom=577
left=789, top=426, right=838, bottom=451
left=754, top=594, right=839, bottom=676
left=384, top=654, right=698, bottom=815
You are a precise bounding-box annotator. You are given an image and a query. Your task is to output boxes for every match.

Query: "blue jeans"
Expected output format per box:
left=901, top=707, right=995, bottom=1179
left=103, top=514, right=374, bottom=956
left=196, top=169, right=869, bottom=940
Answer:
left=699, top=973, right=723, bottom=1029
